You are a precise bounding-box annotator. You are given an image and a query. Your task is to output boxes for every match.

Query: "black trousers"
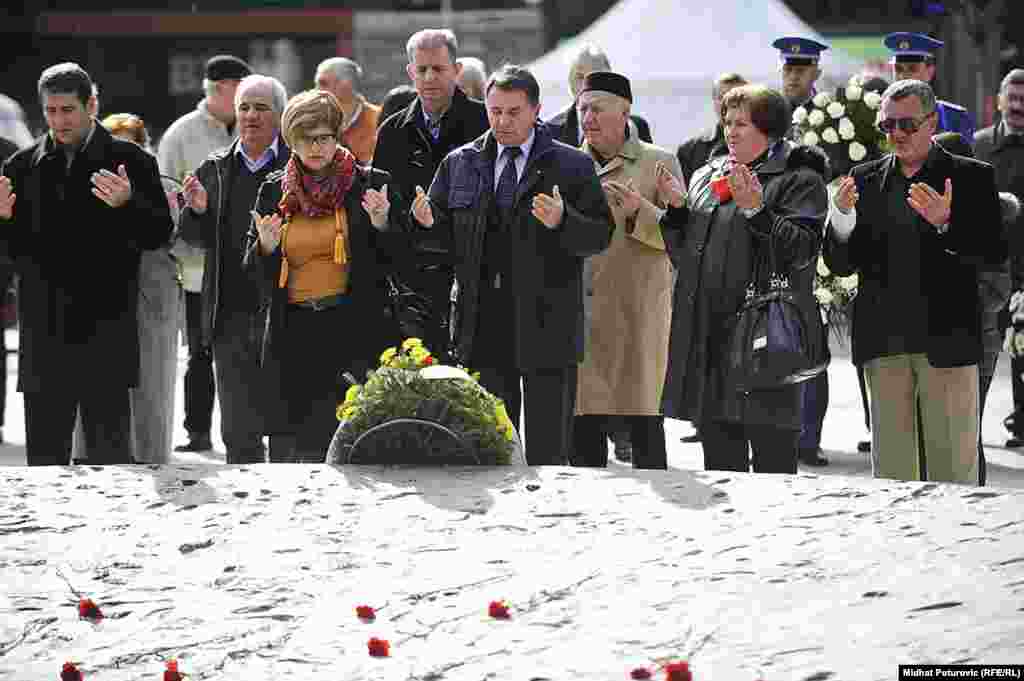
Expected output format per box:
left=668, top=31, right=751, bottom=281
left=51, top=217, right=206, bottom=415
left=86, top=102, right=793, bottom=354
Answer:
left=700, top=420, right=800, bottom=474
left=183, top=291, right=215, bottom=436
left=472, top=364, right=574, bottom=466
left=211, top=311, right=266, bottom=464
left=572, top=415, right=667, bottom=469
left=24, top=387, right=132, bottom=466
left=269, top=302, right=357, bottom=463
left=400, top=263, right=454, bottom=361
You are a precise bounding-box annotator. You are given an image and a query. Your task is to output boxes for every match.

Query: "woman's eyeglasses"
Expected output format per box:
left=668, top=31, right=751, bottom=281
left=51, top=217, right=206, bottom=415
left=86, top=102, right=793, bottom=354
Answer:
left=298, top=134, right=337, bottom=149
left=877, top=112, right=934, bottom=135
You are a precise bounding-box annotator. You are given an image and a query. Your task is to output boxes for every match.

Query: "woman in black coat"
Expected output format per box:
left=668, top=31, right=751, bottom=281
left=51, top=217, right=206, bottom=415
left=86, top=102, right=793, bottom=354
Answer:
left=658, top=84, right=828, bottom=474
left=244, top=90, right=405, bottom=462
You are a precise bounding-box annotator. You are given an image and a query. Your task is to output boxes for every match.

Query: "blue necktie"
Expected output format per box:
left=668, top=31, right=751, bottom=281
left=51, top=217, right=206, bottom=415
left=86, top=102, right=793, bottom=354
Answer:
left=496, top=146, right=522, bottom=219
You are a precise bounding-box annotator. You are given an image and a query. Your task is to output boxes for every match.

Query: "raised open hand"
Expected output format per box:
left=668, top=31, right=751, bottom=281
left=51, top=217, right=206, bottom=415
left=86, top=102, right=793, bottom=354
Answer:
left=362, top=183, right=391, bottom=229
left=181, top=174, right=209, bottom=214
left=834, top=175, right=859, bottom=214
left=604, top=179, right=642, bottom=217
left=412, top=185, right=434, bottom=228
left=531, top=184, right=565, bottom=229
left=0, top=176, right=15, bottom=220
left=251, top=210, right=284, bottom=255
left=91, top=165, right=133, bottom=208
left=727, top=163, right=763, bottom=211
left=655, top=161, right=686, bottom=208
left=908, top=178, right=952, bottom=229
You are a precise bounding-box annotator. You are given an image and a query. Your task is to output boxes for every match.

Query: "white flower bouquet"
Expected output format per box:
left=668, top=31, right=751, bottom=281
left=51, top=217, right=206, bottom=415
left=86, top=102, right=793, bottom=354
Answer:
left=794, top=74, right=889, bottom=176
left=814, top=253, right=858, bottom=340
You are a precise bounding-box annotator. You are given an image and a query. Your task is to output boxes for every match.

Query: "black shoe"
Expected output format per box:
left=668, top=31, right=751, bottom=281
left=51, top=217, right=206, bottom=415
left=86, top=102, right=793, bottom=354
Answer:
left=799, top=448, right=829, bottom=466
left=857, top=440, right=871, bottom=453
left=1006, top=437, right=1024, bottom=448
left=680, top=432, right=701, bottom=443
left=174, top=434, right=213, bottom=452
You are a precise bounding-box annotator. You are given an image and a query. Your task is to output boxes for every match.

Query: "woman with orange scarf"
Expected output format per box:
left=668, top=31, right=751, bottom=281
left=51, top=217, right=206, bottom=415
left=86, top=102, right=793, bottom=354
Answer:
left=245, top=89, right=404, bottom=462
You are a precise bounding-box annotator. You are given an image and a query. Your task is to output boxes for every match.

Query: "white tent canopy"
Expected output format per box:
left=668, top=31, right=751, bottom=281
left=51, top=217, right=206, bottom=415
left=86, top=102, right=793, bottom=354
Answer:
left=528, top=0, right=865, bottom=149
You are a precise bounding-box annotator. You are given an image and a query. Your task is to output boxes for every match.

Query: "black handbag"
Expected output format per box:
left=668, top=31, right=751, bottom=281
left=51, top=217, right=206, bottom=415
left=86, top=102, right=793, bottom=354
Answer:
left=725, top=228, right=829, bottom=393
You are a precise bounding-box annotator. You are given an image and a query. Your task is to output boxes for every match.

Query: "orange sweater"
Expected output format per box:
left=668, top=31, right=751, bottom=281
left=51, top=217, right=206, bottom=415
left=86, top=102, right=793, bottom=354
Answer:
left=341, top=101, right=381, bottom=164
left=279, top=210, right=350, bottom=303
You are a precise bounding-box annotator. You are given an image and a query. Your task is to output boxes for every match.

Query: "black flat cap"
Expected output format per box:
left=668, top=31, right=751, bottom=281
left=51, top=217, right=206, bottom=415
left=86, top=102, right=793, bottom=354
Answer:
left=205, top=55, right=252, bottom=82
left=579, top=71, right=632, bottom=103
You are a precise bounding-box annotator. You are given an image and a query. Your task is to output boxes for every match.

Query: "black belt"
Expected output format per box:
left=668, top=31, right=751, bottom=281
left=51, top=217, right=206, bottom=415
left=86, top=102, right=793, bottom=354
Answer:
left=289, top=292, right=348, bottom=311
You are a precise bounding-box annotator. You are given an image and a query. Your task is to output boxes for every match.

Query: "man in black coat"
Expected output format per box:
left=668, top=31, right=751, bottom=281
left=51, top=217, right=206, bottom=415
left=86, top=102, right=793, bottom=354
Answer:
left=545, top=44, right=652, bottom=148
left=178, top=75, right=290, bottom=464
left=373, top=28, right=489, bottom=358
left=825, top=79, right=1006, bottom=484
left=0, top=63, right=173, bottom=465
left=411, top=65, right=614, bottom=465
left=974, top=68, right=1024, bottom=447
left=677, top=73, right=747, bottom=186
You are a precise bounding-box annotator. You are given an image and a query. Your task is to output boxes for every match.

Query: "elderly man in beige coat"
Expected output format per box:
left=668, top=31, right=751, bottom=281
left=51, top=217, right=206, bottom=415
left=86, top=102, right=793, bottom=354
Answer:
left=571, top=71, right=681, bottom=469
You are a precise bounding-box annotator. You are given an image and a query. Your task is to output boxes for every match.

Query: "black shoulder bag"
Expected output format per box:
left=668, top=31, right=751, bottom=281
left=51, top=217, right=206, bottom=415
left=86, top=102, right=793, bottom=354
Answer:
left=725, top=224, right=829, bottom=393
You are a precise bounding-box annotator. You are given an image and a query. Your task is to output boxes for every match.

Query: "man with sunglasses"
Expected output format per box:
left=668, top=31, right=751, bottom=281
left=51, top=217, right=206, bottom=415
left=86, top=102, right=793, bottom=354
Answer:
left=823, top=79, right=1005, bottom=485
left=884, top=32, right=974, bottom=142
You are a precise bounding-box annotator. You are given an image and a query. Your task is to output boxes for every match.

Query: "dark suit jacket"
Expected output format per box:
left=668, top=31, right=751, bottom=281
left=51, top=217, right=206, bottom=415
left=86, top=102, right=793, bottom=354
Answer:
left=0, top=124, right=173, bottom=391
left=824, top=145, right=1007, bottom=368
left=676, top=124, right=725, bottom=185
left=546, top=103, right=652, bottom=148
left=373, top=87, right=488, bottom=264
left=425, top=126, right=614, bottom=368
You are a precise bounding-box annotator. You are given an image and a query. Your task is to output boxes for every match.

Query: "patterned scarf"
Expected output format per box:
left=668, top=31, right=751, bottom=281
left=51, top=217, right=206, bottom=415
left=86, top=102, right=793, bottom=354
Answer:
left=280, top=145, right=357, bottom=218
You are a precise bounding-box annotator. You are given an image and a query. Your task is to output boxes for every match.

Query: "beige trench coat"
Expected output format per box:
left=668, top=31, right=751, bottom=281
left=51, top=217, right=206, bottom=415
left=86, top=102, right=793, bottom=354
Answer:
left=577, top=131, right=682, bottom=415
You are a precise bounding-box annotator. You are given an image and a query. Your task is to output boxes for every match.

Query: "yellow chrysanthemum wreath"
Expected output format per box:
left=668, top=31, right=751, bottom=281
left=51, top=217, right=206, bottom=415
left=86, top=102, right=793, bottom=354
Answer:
left=330, top=338, right=515, bottom=464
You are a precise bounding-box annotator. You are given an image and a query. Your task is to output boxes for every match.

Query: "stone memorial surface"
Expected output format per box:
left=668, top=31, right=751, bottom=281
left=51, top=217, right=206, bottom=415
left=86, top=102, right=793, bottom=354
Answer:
left=1, top=464, right=1023, bottom=679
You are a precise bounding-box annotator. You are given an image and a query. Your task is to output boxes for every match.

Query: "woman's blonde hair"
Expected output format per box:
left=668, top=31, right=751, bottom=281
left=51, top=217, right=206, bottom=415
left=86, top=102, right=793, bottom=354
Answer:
left=101, top=113, right=149, bottom=148
left=280, top=89, right=345, bottom=149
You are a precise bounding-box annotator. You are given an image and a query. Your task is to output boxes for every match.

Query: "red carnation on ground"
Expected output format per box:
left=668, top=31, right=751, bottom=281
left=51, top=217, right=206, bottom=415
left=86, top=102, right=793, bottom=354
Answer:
left=78, top=597, right=103, bottom=620
left=60, top=662, right=83, bottom=681
left=367, top=637, right=390, bottom=657
left=664, top=661, right=692, bottom=681
left=630, top=667, right=653, bottom=679
left=164, top=659, right=184, bottom=681
left=355, top=605, right=376, bottom=621
left=488, top=600, right=511, bottom=619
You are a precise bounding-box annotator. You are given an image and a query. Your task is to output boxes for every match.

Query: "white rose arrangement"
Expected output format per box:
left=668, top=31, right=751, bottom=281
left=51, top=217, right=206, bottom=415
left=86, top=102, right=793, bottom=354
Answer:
left=838, top=117, right=856, bottom=140
left=814, top=254, right=858, bottom=339
left=826, top=101, right=846, bottom=119
left=795, top=75, right=889, bottom=177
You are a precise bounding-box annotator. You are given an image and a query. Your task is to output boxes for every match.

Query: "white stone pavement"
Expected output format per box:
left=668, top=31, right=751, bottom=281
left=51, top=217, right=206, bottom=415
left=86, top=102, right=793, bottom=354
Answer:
left=1, top=330, right=1023, bottom=487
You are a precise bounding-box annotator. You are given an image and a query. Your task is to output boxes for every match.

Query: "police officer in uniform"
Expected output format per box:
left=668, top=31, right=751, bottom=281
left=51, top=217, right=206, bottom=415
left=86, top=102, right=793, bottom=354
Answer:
left=774, top=36, right=832, bottom=466
left=772, top=36, right=829, bottom=126
left=884, top=32, right=974, bottom=140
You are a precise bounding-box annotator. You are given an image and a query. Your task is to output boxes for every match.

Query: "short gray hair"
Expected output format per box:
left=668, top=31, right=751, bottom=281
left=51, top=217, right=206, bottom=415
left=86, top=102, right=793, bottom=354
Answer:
left=881, top=79, right=936, bottom=115
left=235, top=74, right=288, bottom=115
left=570, top=45, right=612, bottom=74
left=406, top=29, right=458, bottom=63
left=1001, top=68, right=1024, bottom=94
left=317, top=57, right=363, bottom=91
left=456, top=57, right=487, bottom=97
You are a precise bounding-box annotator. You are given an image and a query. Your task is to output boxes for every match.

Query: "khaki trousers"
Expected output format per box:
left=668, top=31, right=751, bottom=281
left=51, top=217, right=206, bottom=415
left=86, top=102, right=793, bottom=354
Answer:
left=864, top=353, right=978, bottom=484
